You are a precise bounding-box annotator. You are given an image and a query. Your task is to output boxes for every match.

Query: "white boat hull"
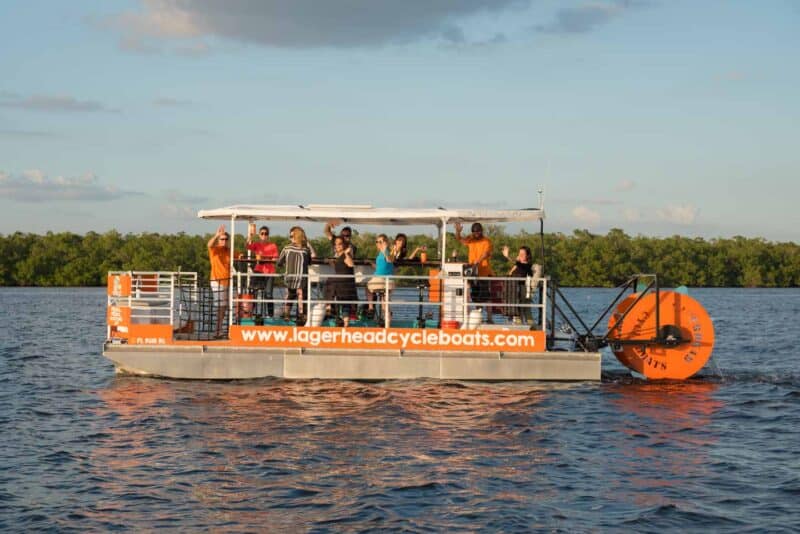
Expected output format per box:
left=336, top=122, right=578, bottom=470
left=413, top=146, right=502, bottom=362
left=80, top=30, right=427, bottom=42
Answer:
left=103, top=344, right=601, bottom=381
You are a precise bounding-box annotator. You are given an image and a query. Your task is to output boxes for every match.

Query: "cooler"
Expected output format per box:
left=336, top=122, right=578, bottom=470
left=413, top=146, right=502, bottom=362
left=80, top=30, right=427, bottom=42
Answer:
left=441, top=263, right=469, bottom=325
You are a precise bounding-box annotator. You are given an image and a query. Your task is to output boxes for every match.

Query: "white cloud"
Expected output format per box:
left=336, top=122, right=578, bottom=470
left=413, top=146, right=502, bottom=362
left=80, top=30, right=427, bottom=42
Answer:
left=572, top=205, right=601, bottom=225
left=0, top=129, right=59, bottom=138
left=622, top=207, right=640, bottom=222
left=615, top=179, right=635, bottom=192
left=119, top=34, right=161, bottom=54
left=160, top=203, right=196, bottom=219
left=164, top=189, right=208, bottom=204
left=122, top=1, right=202, bottom=38
left=175, top=41, right=211, bottom=57
left=589, top=198, right=622, bottom=206
left=108, top=0, right=525, bottom=50
left=657, top=204, right=698, bottom=225
left=0, top=170, right=142, bottom=202
left=153, top=97, right=193, bottom=107
left=537, top=1, right=639, bottom=34
left=23, top=169, right=46, bottom=184
left=0, top=93, right=117, bottom=113
left=159, top=189, right=208, bottom=219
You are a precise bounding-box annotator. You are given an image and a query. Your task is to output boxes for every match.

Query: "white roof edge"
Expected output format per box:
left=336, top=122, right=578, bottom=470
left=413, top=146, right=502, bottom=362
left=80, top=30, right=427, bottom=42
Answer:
left=196, top=204, right=545, bottom=225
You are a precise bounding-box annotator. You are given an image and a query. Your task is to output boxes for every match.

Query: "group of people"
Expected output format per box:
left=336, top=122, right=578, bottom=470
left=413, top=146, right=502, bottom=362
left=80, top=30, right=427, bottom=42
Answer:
left=324, top=222, right=425, bottom=325
left=207, top=223, right=316, bottom=334
left=206, top=220, right=536, bottom=333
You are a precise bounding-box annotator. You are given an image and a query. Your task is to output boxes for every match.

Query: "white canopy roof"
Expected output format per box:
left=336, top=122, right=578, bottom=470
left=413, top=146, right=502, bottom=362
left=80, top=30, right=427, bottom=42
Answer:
left=197, top=204, right=545, bottom=226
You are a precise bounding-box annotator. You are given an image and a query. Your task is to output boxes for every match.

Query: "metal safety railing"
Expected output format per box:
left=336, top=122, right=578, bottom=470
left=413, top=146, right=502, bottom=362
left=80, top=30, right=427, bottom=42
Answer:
left=228, top=271, right=548, bottom=331
left=107, top=269, right=549, bottom=340
left=107, top=271, right=198, bottom=326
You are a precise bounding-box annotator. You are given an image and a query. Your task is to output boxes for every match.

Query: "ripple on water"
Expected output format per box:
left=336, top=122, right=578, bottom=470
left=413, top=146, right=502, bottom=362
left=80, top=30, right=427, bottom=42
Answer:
left=1, top=288, right=799, bottom=530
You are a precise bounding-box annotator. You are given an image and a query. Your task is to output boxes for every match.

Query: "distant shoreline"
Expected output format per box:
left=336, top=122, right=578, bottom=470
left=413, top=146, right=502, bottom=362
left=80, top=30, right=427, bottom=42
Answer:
left=1, top=230, right=797, bottom=288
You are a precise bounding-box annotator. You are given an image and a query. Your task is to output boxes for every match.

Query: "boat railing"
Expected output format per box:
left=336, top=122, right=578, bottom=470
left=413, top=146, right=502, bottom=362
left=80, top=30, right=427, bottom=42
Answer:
left=107, top=271, right=197, bottom=323
left=107, top=269, right=548, bottom=341
left=228, top=271, right=548, bottom=331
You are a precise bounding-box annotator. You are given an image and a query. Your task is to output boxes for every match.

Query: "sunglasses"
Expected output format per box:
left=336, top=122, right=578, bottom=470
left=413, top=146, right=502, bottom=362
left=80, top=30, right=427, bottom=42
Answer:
left=259, top=231, right=268, bottom=236
left=341, top=233, right=351, bottom=238
left=219, top=238, right=228, bottom=241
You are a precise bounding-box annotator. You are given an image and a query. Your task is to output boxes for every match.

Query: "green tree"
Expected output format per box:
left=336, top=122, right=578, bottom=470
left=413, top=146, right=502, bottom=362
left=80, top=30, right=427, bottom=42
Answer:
left=0, top=229, right=797, bottom=288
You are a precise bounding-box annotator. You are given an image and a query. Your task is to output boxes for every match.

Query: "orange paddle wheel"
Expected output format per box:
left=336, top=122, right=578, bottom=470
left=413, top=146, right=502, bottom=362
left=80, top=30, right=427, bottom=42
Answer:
left=607, top=291, right=715, bottom=379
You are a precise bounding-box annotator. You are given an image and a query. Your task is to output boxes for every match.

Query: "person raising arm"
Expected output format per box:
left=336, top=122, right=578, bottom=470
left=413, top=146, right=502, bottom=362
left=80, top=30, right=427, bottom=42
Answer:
left=454, top=221, right=495, bottom=322
left=207, top=225, right=231, bottom=338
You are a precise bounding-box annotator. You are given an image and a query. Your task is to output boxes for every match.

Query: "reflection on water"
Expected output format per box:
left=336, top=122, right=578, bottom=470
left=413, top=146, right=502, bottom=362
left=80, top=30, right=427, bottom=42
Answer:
left=84, top=376, right=742, bottom=530
left=3, top=287, right=800, bottom=530
left=609, top=380, right=721, bottom=422
left=601, top=380, right=722, bottom=512
left=87, top=378, right=574, bottom=529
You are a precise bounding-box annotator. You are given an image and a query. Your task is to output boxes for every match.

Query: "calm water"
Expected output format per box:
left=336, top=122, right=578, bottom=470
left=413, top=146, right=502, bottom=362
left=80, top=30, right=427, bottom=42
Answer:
left=1, top=287, right=798, bottom=532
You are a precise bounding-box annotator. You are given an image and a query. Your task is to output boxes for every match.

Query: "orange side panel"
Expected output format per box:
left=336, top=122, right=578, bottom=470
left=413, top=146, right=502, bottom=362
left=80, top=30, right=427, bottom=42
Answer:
left=126, top=324, right=173, bottom=345
left=428, top=269, right=441, bottom=302
left=107, top=306, right=131, bottom=327
left=107, top=274, right=132, bottom=297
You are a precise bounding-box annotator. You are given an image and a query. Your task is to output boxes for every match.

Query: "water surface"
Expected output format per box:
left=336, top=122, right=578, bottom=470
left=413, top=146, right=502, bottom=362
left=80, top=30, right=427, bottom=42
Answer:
left=1, top=288, right=798, bottom=531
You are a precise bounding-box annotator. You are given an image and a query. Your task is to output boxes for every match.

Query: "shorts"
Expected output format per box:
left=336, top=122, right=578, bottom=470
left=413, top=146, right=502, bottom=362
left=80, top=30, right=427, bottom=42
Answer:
left=210, top=281, right=229, bottom=307
left=367, top=277, right=395, bottom=293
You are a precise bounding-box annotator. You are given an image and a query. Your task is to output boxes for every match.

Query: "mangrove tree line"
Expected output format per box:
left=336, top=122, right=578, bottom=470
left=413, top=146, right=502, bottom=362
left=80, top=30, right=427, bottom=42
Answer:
left=0, top=228, right=797, bottom=287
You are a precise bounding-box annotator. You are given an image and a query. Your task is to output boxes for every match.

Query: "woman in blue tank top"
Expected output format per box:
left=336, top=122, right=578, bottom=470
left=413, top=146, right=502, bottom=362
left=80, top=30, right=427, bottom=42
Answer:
left=367, top=234, right=395, bottom=321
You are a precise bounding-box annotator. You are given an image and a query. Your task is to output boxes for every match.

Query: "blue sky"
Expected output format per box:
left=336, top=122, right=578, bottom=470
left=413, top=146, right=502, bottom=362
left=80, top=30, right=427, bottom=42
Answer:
left=1, top=1, right=798, bottom=241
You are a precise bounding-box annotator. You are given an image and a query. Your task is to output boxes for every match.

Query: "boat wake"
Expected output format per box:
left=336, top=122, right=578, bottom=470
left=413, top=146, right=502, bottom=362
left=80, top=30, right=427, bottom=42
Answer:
left=602, top=369, right=800, bottom=388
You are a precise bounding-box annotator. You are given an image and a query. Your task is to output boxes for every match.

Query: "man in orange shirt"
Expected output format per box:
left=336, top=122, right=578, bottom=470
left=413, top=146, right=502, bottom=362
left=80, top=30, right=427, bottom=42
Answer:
left=454, top=222, right=495, bottom=323
left=208, top=224, right=231, bottom=338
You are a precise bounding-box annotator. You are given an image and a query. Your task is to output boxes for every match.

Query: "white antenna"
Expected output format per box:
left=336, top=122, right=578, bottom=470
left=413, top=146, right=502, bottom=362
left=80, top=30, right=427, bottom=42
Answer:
left=540, top=159, right=551, bottom=210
